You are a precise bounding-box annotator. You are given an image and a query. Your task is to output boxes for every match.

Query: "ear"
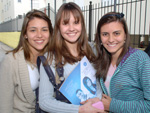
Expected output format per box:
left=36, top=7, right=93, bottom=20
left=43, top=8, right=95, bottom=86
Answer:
left=24, top=35, right=27, bottom=39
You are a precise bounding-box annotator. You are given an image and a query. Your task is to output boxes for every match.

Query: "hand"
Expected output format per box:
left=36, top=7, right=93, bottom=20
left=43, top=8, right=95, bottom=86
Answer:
left=80, top=97, right=100, bottom=105
left=101, top=94, right=111, bottom=111
left=79, top=101, right=106, bottom=113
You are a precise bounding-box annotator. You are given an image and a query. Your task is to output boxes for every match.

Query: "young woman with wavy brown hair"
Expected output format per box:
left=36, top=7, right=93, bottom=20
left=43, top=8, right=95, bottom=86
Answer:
left=0, top=9, right=53, bottom=113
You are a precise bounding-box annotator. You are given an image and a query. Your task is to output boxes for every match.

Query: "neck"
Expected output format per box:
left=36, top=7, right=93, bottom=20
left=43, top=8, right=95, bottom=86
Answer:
left=111, top=55, right=118, bottom=66
left=66, top=43, right=78, bottom=57
left=30, top=51, right=41, bottom=64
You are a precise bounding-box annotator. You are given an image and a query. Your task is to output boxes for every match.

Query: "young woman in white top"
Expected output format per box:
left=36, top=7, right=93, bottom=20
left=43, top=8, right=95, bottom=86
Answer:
left=39, top=2, right=104, bottom=113
left=0, top=9, right=53, bottom=113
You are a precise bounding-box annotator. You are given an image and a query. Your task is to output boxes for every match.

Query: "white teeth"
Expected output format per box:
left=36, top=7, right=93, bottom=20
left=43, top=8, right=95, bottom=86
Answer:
left=67, top=33, right=76, bottom=36
left=35, top=40, right=43, bottom=43
left=108, top=44, right=116, bottom=47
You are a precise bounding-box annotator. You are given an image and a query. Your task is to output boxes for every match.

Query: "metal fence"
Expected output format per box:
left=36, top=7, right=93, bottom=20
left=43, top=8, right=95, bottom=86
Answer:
left=82, top=0, right=150, bottom=48
left=0, top=0, right=149, bottom=48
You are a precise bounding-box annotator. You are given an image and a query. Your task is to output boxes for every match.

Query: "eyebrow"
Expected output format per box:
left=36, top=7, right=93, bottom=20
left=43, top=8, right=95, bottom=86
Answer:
left=113, top=30, right=122, bottom=33
left=101, top=30, right=122, bottom=34
left=28, top=26, right=48, bottom=29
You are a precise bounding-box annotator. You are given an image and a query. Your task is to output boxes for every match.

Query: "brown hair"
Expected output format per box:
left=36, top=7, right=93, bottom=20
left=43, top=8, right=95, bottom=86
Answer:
left=8, top=9, right=53, bottom=62
left=48, top=2, right=96, bottom=66
left=94, top=12, right=130, bottom=80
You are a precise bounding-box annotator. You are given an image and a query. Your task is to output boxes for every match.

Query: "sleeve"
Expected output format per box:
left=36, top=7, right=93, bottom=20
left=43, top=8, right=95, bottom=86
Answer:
left=96, top=79, right=102, bottom=99
left=109, top=55, right=150, bottom=113
left=0, top=55, right=15, bottom=113
left=39, top=63, right=80, bottom=113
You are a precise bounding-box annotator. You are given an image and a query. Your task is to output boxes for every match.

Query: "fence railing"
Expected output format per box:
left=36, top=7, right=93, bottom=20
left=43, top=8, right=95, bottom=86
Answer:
left=0, top=0, right=149, bottom=48
left=82, top=0, right=150, bottom=48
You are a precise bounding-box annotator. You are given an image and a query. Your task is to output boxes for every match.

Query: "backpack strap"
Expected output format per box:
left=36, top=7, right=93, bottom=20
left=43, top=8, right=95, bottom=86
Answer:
left=37, top=56, right=57, bottom=88
left=36, top=55, right=71, bottom=104
left=37, top=56, right=64, bottom=88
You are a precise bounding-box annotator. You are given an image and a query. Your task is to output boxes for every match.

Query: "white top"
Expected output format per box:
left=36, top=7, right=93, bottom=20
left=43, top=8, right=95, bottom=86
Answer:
left=27, top=64, right=40, bottom=91
left=39, top=53, right=102, bottom=113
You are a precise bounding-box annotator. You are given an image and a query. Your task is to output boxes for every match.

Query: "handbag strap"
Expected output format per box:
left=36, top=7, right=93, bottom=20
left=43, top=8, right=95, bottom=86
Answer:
left=37, top=56, right=64, bottom=88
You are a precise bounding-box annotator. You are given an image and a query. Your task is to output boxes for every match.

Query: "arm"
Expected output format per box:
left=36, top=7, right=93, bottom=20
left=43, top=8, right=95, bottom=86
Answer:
left=0, top=55, right=14, bottom=113
left=39, top=63, right=105, bottom=113
left=39, top=63, right=79, bottom=113
left=96, top=79, right=102, bottom=99
left=109, top=98, right=150, bottom=113
left=106, top=56, right=150, bottom=113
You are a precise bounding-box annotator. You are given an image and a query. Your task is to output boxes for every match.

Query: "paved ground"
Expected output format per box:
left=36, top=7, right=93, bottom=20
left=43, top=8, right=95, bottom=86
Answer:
left=0, top=41, right=13, bottom=63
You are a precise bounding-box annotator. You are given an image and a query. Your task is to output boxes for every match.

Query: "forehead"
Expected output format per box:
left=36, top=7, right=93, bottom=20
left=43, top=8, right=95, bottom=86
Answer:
left=101, top=21, right=124, bottom=32
left=60, top=10, right=81, bottom=21
left=27, top=17, right=48, bottom=27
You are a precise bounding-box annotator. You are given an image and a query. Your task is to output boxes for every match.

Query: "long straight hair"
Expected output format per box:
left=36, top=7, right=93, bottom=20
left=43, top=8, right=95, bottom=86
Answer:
left=8, top=9, right=53, bottom=62
left=48, top=2, right=96, bottom=66
left=94, top=12, right=130, bottom=80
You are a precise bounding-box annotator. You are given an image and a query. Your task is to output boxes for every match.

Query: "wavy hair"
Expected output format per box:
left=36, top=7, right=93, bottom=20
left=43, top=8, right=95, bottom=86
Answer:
left=8, top=9, right=53, bottom=62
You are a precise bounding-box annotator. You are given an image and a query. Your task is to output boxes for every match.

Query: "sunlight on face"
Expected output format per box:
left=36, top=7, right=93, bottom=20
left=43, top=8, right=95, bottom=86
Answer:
left=100, top=21, right=126, bottom=58
left=26, top=17, right=50, bottom=55
left=60, top=12, right=82, bottom=46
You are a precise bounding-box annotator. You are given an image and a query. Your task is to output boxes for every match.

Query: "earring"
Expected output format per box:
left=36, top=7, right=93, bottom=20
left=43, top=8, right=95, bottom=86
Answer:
left=101, top=43, right=103, bottom=45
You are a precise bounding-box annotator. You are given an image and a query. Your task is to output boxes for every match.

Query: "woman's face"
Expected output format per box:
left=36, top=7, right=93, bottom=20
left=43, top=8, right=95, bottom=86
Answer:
left=60, top=12, right=82, bottom=46
left=100, top=21, right=126, bottom=58
left=25, top=17, right=50, bottom=55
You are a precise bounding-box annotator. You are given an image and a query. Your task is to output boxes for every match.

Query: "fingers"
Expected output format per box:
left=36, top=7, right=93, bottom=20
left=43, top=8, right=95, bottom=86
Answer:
left=80, top=100, right=88, bottom=104
left=81, top=97, right=100, bottom=105
left=102, top=94, right=108, bottom=98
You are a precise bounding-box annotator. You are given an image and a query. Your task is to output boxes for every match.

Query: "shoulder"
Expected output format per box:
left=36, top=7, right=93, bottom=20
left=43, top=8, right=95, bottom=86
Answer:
left=1, top=50, right=25, bottom=68
left=120, top=48, right=150, bottom=67
left=44, top=52, right=48, bottom=57
left=88, top=41, right=95, bottom=48
left=129, top=48, right=149, bottom=60
left=5, top=49, right=24, bottom=61
left=88, top=41, right=97, bottom=55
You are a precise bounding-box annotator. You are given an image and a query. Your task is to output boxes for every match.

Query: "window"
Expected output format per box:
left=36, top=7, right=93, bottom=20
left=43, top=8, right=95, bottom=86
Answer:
left=7, top=3, right=9, bottom=10
left=18, top=0, right=21, bottom=2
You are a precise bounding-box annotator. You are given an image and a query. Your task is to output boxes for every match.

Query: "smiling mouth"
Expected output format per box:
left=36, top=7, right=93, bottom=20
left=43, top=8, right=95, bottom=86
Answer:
left=67, top=32, right=77, bottom=36
left=108, top=44, right=117, bottom=47
left=35, top=40, right=44, bottom=44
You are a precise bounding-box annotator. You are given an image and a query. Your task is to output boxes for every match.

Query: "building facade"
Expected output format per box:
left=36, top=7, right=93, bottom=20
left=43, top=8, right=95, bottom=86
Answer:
left=0, top=0, right=46, bottom=23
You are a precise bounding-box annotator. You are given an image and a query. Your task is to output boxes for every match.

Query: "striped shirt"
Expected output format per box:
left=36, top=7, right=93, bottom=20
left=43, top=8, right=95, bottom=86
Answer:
left=100, top=48, right=150, bottom=113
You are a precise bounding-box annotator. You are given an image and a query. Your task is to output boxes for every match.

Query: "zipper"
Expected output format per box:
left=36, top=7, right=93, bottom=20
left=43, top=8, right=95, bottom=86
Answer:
left=100, top=79, right=108, bottom=95
left=109, top=68, right=120, bottom=97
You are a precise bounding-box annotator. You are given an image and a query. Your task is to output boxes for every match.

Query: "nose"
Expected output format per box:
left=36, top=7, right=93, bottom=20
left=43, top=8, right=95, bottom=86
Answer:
left=68, top=23, right=74, bottom=31
left=37, top=30, right=42, bottom=38
left=108, top=35, right=114, bottom=43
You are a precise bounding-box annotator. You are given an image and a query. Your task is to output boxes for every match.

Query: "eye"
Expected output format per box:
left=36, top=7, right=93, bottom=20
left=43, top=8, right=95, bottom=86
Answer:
left=61, top=21, right=68, bottom=25
left=74, top=20, right=79, bottom=24
left=42, top=28, right=48, bottom=32
left=101, top=32, right=108, bottom=37
left=114, top=32, right=120, bottom=36
left=30, top=29, right=36, bottom=32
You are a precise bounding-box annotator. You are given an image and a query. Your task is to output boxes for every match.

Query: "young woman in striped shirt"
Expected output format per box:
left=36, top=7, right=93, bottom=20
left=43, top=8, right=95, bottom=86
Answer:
left=84, top=12, right=150, bottom=113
